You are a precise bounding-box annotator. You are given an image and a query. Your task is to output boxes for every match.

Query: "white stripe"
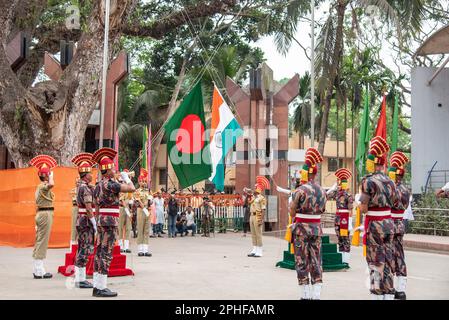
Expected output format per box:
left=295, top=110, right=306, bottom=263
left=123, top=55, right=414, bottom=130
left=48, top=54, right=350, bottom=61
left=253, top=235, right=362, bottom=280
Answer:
left=295, top=214, right=321, bottom=219
left=78, top=208, right=96, bottom=213
left=99, top=208, right=120, bottom=214
left=336, top=209, right=350, bottom=213
left=391, top=213, right=404, bottom=218
left=367, top=210, right=391, bottom=217
left=209, top=94, right=238, bottom=181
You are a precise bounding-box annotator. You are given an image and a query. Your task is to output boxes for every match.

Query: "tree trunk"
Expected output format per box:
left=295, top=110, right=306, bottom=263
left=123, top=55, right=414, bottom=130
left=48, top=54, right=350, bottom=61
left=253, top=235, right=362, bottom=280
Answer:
left=317, top=1, right=347, bottom=156
left=0, top=1, right=136, bottom=167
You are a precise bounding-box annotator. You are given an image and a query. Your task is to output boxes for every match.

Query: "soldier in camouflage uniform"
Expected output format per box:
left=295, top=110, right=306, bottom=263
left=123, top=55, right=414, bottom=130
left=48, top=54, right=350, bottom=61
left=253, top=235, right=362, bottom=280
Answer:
left=72, top=153, right=97, bottom=289
left=359, top=136, right=398, bottom=300
left=29, top=155, right=58, bottom=279
left=136, top=168, right=152, bottom=257
left=388, top=151, right=411, bottom=300
left=290, top=148, right=326, bottom=300
left=326, top=168, right=354, bottom=265
left=92, top=148, right=135, bottom=298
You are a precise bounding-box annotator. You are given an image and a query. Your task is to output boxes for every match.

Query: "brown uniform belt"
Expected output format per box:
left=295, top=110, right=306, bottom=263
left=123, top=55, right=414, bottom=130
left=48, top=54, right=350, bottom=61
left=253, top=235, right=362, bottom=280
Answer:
left=37, top=207, right=54, bottom=211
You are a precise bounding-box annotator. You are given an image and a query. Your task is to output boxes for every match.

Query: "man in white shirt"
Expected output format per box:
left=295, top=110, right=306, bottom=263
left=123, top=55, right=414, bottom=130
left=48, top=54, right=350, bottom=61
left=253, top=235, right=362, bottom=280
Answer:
left=185, top=206, right=197, bottom=236
left=153, top=191, right=165, bottom=237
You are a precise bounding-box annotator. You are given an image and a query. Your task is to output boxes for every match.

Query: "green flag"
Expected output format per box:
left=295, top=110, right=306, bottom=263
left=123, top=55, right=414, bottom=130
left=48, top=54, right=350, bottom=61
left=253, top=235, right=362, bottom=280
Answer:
left=391, top=94, right=399, bottom=152
left=164, top=82, right=212, bottom=189
left=355, top=88, right=371, bottom=180
left=142, top=125, right=148, bottom=170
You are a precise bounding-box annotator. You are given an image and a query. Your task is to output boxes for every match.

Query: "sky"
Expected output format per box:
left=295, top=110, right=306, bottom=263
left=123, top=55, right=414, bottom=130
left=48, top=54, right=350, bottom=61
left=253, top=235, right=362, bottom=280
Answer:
left=252, top=1, right=447, bottom=89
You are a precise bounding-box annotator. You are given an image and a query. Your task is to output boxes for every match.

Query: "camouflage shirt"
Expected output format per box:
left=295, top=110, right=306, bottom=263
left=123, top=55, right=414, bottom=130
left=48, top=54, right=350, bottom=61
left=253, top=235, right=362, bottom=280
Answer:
left=360, top=172, right=397, bottom=209
left=94, top=177, right=121, bottom=227
left=392, top=182, right=411, bottom=211
left=327, top=189, right=354, bottom=210
left=292, top=180, right=327, bottom=215
left=76, top=180, right=95, bottom=228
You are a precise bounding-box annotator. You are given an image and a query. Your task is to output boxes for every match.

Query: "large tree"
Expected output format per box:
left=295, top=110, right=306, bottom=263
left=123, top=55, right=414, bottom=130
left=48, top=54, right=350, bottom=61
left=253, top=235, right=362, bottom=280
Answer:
left=1, top=0, right=306, bottom=167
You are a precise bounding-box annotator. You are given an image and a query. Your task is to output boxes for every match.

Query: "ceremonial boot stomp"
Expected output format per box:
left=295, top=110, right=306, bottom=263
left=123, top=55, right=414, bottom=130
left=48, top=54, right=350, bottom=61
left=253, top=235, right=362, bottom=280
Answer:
left=92, top=273, right=117, bottom=298
left=74, top=266, right=93, bottom=288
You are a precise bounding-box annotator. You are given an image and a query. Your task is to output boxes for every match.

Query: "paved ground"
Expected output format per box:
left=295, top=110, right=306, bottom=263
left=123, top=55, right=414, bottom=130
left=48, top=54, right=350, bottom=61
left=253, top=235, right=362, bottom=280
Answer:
left=1, top=233, right=448, bottom=300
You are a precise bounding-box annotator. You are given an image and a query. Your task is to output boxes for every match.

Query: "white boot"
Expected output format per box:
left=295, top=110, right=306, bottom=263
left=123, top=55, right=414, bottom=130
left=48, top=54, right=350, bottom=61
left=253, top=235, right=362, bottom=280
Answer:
left=254, top=246, right=263, bottom=257
left=384, top=294, right=395, bottom=300
left=124, top=240, right=129, bottom=251
left=74, top=266, right=81, bottom=282
left=247, top=246, right=257, bottom=257
left=311, top=283, right=322, bottom=300
left=371, top=294, right=384, bottom=300
left=143, top=244, right=148, bottom=253
left=118, top=239, right=123, bottom=250
left=137, top=244, right=143, bottom=254
left=92, top=272, right=98, bottom=289
left=33, top=259, right=41, bottom=276
left=299, top=284, right=311, bottom=300
left=97, top=274, right=106, bottom=290
left=397, top=276, right=407, bottom=292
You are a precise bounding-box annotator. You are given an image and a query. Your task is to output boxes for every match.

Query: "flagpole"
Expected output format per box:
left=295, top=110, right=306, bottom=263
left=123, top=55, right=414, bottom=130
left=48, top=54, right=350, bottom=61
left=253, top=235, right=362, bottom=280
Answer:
left=310, top=0, right=315, bottom=148
left=99, top=0, right=110, bottom=150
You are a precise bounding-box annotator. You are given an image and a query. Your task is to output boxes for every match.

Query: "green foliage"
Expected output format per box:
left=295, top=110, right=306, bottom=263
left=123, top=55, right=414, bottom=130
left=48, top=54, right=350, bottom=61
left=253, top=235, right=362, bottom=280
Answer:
left=410, top=193, right=449, bottom=236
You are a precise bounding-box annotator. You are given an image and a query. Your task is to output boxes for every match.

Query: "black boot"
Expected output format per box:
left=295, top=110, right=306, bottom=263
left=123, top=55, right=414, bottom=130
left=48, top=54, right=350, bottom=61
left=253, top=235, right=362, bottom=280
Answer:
left=395, top=291, right=406, bottom=300
left=144, top=252, right=152, bottom=257
left=76, top=280, right=93, bottom=289
left=33, top=273, right=52, bottom=279
left=93, top=288, right=118, bottom=298
left=138, top=252, right=144, bottom=257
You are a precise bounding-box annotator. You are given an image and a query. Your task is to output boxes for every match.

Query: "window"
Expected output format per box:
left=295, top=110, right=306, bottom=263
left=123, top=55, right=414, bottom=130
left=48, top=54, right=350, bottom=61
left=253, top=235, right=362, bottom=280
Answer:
left=328, top=158, right=344, bottom=172
left=159, top=169, right=167, bottom=186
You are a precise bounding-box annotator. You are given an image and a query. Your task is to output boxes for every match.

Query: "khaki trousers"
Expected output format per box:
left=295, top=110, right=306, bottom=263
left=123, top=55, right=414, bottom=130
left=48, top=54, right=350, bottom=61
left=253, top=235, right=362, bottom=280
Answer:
left=32, top=210, right=54, bottom=260
left=118, top=208, right=131, bottom=240
left=249, top=214, right=263, bottom=246
left=71, top=206, right=78, bottom=242
left=137, top=208, right=149, bottom=245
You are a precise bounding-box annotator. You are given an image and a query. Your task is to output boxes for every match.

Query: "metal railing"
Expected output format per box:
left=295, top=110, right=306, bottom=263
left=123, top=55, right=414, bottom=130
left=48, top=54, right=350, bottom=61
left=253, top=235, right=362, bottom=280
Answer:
left=428, top=170, right=449, bottom=190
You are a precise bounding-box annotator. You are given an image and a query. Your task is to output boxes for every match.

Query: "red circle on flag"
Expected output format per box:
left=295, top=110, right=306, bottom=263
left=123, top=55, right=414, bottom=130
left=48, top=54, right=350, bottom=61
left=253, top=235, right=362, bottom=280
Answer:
left=175, top=114, right=205, bottom=154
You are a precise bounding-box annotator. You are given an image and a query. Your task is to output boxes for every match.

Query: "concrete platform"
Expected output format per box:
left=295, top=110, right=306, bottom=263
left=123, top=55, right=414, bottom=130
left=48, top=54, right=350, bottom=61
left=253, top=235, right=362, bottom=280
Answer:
left=0, top=233, right=448, bottom=300
left=323, top=228, right=449, bottom=254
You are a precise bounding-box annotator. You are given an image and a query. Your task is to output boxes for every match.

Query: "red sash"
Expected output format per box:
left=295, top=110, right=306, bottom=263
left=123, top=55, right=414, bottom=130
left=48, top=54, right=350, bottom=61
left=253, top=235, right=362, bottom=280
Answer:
left=363, top=207, right=391, bottom=246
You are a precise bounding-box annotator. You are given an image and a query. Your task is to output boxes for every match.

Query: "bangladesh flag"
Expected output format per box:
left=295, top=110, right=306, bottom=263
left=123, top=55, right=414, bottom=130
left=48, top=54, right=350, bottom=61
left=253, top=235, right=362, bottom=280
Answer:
left=164, top=82, right=212, bottom=189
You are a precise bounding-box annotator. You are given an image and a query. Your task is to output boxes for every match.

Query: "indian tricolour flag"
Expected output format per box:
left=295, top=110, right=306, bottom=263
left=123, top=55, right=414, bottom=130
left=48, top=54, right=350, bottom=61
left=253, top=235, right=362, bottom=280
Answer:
left=209, top=85, right=243, bottom=191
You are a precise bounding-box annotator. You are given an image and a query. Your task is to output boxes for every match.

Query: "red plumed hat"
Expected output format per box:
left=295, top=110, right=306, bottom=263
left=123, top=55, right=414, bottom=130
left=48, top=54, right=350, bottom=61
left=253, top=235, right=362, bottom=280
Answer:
left=29, top=155, right=57, bottom=176
left=92, top=148, right=117, bottom=171
left=71, top=153, right=95, bottom=173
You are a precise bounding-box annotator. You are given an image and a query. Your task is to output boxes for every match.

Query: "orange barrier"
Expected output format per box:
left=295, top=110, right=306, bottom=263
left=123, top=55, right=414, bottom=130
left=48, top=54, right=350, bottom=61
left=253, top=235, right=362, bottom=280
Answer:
left=0, top=167, right=94, bottom=248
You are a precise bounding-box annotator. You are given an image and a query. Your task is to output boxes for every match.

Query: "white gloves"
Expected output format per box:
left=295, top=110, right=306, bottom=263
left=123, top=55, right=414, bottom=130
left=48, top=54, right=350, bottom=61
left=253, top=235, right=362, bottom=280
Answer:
left=89, top=217, right=97, bottom=233
left=125, top=207, right=132, bottom=218
left=276, top=185, right=291, bottom=195
left=442, top=182, right=449, bottom=192
left=49, top=171, right=54, bottom=179
left=354, top=193, right=361, bottom=206
left=129, top=200, right=134, bottom=206
left=326, top=183, right=338, bottom=195
left=348, top=217, right=353, bottom=232
left=143, top=208, right=150, bottom=217
left=120, top=171, right=132, bottom=184
left=354, top=225, right=364, bottom=232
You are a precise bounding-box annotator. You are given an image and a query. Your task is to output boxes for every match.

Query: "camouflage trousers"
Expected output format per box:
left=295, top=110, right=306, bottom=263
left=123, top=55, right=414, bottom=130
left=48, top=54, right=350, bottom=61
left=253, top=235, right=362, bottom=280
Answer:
left=335, top=216, right=350, bottom=253
left=94, top=226, right=118, bottom=275
left=75, top=226, right=95, bottom=268
left=366, top=219, right=395, bottom=295
left=393, top=219, right=407, bottom=277
left=293, top=222, right=323, bottom=285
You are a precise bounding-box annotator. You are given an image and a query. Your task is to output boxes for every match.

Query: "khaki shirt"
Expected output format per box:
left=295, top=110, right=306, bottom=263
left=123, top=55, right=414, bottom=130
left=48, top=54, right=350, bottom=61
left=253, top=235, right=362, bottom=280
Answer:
left=35, top=183, right=54, bottom=209
left=250, top=194, right=266, bottom=213
left=135, top=188, right=150, bottom=208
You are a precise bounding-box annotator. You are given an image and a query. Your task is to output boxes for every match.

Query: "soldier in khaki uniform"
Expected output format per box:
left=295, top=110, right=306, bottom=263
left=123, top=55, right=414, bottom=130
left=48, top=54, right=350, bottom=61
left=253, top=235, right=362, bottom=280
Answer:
left=118, top=189, right=133, bottom=254
left=29, top=155, right=58, bottom=279
left=247, top=185, right=266, bottom=258
left=136, top=169, right=152, bottom=257
left=70, top=179, right=80, bottom=246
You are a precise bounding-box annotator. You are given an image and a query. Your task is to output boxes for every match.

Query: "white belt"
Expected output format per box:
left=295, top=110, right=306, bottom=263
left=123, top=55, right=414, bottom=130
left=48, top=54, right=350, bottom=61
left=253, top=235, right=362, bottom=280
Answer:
left=391, top=213, right=404, bottom=218
left=295, top=214, right=321, bottom=219
left=78, top=208, right=96, bottom=213
left=336, top=209, right=349, bottom=213
left=99, top=208, right=120, bottom=214
left=367, top=210, right=391, bottom=217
